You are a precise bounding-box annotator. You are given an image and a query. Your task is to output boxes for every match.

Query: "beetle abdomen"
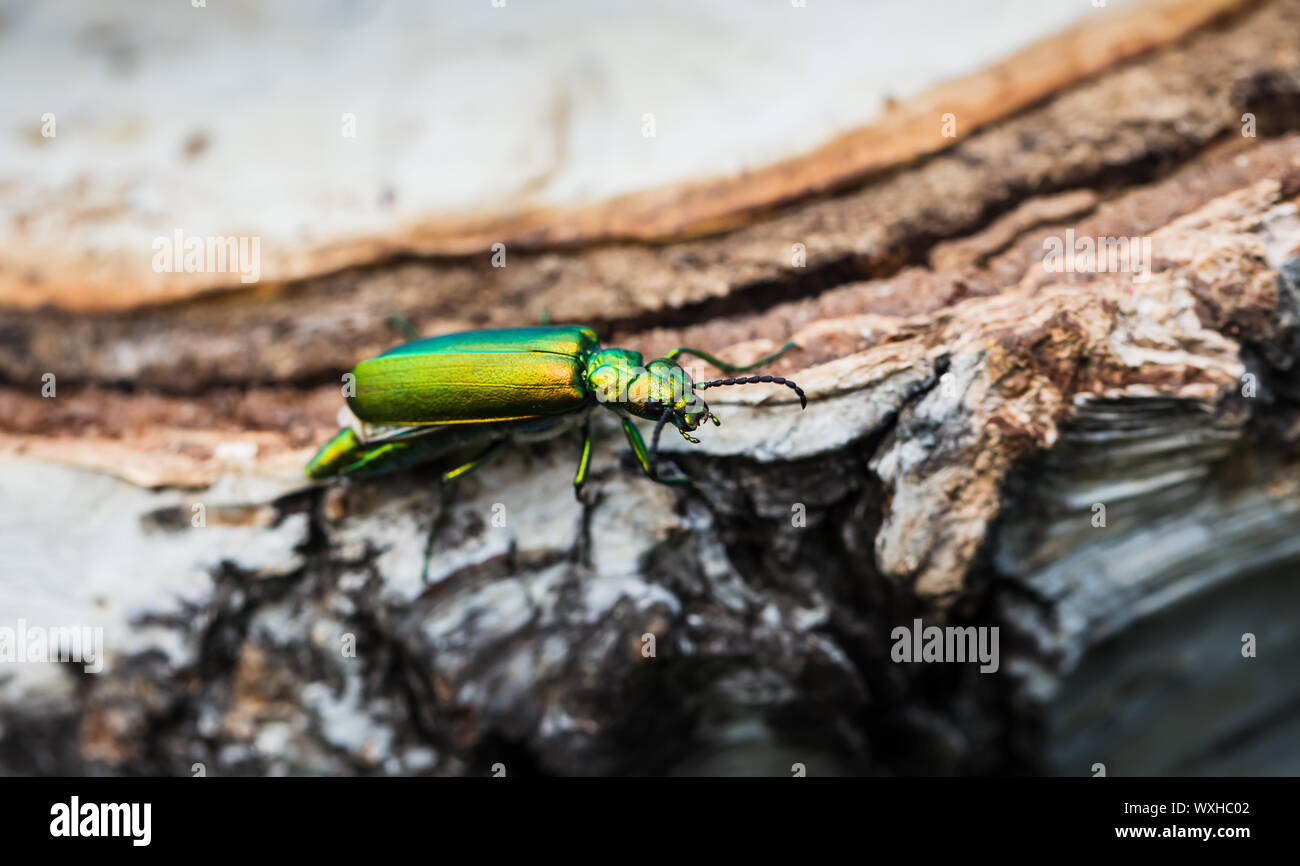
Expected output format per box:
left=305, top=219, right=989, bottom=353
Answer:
left=348, top=326, right=598, bottom=425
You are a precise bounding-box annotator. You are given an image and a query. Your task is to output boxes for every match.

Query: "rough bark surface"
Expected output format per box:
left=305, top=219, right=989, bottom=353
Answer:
left=4, top=0, right=1300, bottom=776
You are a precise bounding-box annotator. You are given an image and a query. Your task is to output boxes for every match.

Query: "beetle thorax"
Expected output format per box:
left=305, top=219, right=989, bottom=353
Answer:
left=586, top=348, right=643, bottom=406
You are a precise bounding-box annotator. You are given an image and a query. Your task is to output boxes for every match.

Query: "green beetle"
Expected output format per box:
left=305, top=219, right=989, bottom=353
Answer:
left=305, top=325, right=806, bottom=495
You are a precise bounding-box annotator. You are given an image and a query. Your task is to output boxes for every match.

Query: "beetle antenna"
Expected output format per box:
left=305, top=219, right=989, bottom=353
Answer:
left=694, top=375, right=807, bottom=409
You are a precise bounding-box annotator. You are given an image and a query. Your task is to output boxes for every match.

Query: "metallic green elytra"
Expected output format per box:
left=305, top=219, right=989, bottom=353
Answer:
left=305, top=325, right=806, bottom=495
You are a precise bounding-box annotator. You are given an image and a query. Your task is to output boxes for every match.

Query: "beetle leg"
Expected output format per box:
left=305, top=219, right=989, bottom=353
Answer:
left=572, top=416, right=593, bottom=499
left=440, top=440, right=505, bottom=483
left=621, top=417, right=694, bottom=487
left=664, top=341, right=797, bottom=373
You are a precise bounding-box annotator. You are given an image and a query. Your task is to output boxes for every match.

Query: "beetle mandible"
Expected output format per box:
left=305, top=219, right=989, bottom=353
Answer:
left=305, top=325, right=806, bottom=496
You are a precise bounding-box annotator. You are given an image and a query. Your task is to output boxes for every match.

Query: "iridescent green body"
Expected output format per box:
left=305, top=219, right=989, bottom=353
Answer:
left=347, top=327, right=600, bottom=425
left=305, top=325, right=805, bottom=495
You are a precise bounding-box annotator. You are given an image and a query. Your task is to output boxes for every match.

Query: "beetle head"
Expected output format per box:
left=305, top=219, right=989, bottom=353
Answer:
left=629, top=351, right=809, bottom=484
left=619, top=358, right=719, bottom=441
left=678, top=393, right=718, bottom=434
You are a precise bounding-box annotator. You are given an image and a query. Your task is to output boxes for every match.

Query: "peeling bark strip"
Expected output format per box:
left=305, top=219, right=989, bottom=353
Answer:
left=5, top=1, right=1300, bottom=778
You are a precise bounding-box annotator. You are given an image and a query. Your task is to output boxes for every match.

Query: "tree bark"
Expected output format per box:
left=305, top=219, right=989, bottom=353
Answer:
left=3, top=0, right=1300, bottom=776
